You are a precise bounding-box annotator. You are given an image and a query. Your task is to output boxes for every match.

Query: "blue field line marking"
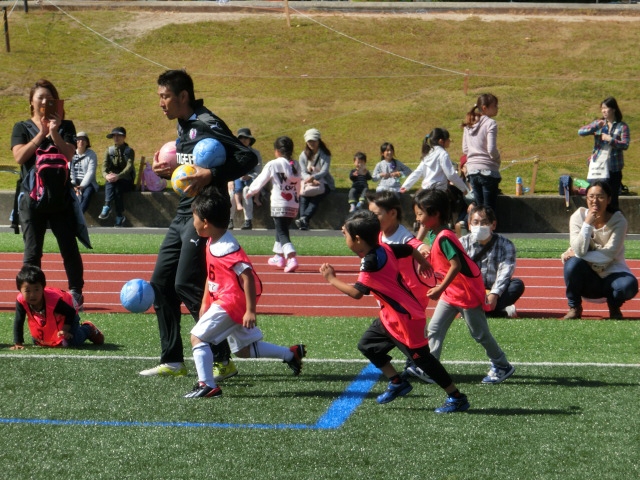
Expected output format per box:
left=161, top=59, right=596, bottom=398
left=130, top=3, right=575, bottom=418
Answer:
left=0, top=364, right=380, bottom=431
left=313, top=363, right=380, bottom=429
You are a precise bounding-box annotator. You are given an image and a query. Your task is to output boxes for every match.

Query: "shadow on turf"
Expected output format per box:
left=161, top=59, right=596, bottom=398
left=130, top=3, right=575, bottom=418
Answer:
left=465, top=406, right=583, bottom=416
left=520, top=310, right=639, bottom=321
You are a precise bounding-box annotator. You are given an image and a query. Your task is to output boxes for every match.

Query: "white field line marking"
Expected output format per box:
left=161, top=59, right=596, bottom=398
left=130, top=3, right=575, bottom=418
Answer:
left=0, top=354, right=637, bottom=368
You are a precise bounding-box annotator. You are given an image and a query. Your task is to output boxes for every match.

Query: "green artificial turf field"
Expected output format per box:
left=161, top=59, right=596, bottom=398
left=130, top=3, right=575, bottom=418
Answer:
left=0, top=314, right=638, bottom=479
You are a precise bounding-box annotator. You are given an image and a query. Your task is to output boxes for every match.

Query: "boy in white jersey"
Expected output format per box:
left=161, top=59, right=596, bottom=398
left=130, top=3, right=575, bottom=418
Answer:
left=185, top=187, right=306, bottom=398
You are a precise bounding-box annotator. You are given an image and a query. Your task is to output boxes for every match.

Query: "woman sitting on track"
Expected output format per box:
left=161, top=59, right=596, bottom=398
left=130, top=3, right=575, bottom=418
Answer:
left=560, top=181, right=638, bottom=320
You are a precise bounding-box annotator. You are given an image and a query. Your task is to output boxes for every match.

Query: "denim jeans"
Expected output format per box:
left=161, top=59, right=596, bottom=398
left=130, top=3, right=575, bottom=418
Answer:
left=563, top=256, right=638, bottom=309
left=104, top=178, right=132, bottom=216
left=77, top=184, right=97, bottom=214
left=468, top=173, right=501, bottom=213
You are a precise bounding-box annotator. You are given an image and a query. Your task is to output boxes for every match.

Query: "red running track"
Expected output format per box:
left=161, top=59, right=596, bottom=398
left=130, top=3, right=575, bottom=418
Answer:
left=2, top=253, right=640, bottom=320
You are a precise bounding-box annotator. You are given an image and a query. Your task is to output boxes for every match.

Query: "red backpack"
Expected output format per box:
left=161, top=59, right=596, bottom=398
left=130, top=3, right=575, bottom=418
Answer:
left=27, top=145, right=70, bottom=213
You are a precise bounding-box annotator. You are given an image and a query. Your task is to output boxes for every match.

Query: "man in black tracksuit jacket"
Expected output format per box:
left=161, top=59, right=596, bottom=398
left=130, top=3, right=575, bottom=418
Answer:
left=139, top=70, right=258, bottom=378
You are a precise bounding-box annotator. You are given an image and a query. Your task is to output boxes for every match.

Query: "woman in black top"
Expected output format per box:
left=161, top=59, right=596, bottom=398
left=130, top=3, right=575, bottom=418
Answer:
left=10, top=79, right=89, bottom=309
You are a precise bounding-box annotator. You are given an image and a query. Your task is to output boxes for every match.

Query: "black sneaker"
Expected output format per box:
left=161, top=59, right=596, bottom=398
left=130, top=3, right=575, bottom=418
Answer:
left=184, top=382, right=222, bottom=398
left=296, top=217, right=309, bottom=231
left=609, top=305, right=624, bottom=320
left=98, top=205, right=111, bottom=220
left=241, top=220, right=252, bottom=230
left=228, top=220, right=234, bottom=230
left=285, top=344, right=306, bottom=375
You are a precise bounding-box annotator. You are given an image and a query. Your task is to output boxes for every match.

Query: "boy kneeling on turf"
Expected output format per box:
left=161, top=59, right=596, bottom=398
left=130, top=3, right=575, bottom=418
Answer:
left=185, top=186, right=306, bottom=398
left=319, top=210, right=469, bottom=413
left=12, top=265, right=104, bottom=349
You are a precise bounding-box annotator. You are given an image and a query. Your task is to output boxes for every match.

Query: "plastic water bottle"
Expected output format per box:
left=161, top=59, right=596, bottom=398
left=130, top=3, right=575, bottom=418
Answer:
left=515, top=177, right=523, bottom=196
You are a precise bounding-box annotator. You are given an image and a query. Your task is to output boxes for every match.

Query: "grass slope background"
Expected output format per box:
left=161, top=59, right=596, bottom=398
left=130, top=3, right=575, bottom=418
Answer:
left=1, top=8, right=640, bottom=193
left=1, top=8, right=639, bottom=478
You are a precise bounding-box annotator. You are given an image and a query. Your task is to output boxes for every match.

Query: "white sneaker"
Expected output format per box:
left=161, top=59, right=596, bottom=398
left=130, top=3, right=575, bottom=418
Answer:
left=405, top=364, right=436, bottom=384
left=284, top=257, right=298, bottom=273
left=505, top=305, right=518, bottom=318
left=481, top=363, right=515, bottom=384
left=139, top=363, right=187, bottom=377
left=267, top=255, right=286, bottom=268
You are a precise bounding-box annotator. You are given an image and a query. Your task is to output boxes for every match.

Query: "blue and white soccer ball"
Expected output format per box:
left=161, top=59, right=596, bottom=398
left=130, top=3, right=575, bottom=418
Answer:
left=120, top=279, right=155, bottom=313
left=193, top=138, right=226, bottom=168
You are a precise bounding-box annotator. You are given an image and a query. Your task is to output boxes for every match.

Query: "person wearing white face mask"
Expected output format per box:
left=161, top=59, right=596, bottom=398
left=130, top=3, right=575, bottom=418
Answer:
left=460, top=206, right=524, bottom=318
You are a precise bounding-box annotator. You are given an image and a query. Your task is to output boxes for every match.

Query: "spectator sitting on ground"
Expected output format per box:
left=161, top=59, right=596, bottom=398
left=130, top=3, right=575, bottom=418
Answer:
left=459, top=205, right=524, bottom=318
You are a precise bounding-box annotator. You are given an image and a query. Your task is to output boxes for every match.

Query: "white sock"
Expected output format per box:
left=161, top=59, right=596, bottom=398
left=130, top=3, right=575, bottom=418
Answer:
left=165, top=362, right=183, bottom=369
left=192, top=342, right=216, bottom=388
left=249, top=341, right=293, bottom=361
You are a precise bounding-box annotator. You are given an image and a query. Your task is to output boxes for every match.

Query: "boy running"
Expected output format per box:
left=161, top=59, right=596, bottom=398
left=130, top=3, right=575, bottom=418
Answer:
left=320, top=210, right=469, bottom=413
left=185, top=187, right=305, bottom=398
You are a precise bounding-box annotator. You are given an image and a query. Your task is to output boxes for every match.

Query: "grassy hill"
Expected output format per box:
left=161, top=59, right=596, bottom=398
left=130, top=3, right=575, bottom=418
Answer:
left=1, top=7, right=639, bottom=193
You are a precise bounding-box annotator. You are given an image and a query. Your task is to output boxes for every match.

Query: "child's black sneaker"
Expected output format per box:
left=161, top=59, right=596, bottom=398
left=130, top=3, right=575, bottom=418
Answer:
left=285, top=344, right=306, bottom=375
left=184, top=382, right=222, bottom=398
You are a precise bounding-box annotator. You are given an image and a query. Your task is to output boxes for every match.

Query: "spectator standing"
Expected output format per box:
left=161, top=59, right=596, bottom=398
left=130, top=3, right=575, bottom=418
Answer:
left=372, top=142, right=411, bottom=194
left=99, top=127, right=135, bottom=227
left=401, top=128, right=469, bottom=241
left=462, top=93, right=501, bottom=213
left=296, top=128, right=335, bottom=230
left=578, top=97, right=630, bottom=211
left=229, top=127, right=263, bottom=230
left=70, top=131, right=99, bottom=214
left=10, top=79, right=90, bottom=310
left=460, top=206, right=524, bottom=318
left=247, top=136, right=301, bottom=273
left=401, top=128, right=468, bottom=195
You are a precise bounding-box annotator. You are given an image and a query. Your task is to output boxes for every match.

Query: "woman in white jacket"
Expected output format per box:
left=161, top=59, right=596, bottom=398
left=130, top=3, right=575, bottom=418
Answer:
left=247, top=136, right=301, bottom=273
left=560, top=181, right=638, bottom=319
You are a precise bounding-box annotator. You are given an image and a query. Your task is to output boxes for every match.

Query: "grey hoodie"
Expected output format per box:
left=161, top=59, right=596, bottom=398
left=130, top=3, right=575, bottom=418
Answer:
left=462, top=115, right=501, bottom=174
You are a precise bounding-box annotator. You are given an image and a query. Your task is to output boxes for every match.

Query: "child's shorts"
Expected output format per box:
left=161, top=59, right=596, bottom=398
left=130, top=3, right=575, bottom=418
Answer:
left=191, top=303, right=263, bottom=353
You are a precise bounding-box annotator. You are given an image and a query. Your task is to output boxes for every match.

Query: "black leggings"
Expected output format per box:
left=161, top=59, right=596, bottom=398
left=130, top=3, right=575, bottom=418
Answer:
left=273, top=216, right=293, bottom=246
left=357, top=318, right=454, bottom=389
